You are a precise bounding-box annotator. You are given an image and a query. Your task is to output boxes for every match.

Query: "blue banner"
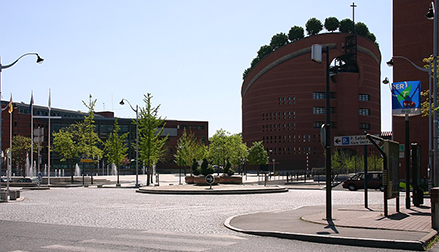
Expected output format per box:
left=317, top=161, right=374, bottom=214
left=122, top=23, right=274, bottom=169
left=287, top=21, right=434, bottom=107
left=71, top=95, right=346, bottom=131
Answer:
left=391, top=80, right=421, bottom=117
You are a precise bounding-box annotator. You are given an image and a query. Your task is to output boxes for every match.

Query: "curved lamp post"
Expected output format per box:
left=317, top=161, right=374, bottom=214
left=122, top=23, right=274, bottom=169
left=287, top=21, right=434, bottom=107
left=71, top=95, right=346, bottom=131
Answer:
left=0, top=53, right=43, bottom=181
left=120, top=98, right=139, bottom=187
left=386, top=56, right=431, bottom=209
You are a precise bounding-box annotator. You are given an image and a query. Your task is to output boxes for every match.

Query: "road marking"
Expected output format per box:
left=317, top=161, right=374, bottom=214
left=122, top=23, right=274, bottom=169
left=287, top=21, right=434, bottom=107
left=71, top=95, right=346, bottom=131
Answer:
left=81, top=239, right=207, bottom=252
left=116, top=234, right=237, bottom=246
left=140, top=230, right=247, bottom=240
left=42, top=244, right=127, bottom=252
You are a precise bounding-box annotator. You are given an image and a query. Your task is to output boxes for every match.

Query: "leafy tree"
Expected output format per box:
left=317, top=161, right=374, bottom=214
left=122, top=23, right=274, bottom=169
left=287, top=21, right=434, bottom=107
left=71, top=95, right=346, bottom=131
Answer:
left=243, top=67, right=251, bottom=80
left=288, top=26, right=304, bottom=42
left=355, top=22, right=370, bottom=37
left=339, top=18, right=354, bottom=33
left=191, top=159, right=201, bottom=176
left=78, top=95, right=103, bottom=160
left=11, top=135, right=32, bottom=177
left=250, top=57, right=260, bottom=68
left=324, top=17, right=339, bottom=32
left=138, top=93, right=169, bottom=186
left=104, top=118, right=128, bottom=185
left=422, top=56, right=439, bottom=116
left=305, top=18, right=323, bottom=36
left=247, top=141, right=268, bottom=167
left=208, top=129, right=247, bottom=171
left=270, top=33, right=288, bottom=51
left=257, top=45, right=273, bottom=60
left=174, top=129, right=206, bottom=171
left=53, top=127, right=77, bottom=182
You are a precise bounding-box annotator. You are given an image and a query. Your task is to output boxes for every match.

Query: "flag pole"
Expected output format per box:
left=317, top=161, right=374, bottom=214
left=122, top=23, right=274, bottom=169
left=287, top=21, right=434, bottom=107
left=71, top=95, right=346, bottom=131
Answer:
left=30, top=91, right=34, bottom=177
left=48, top=89, right=51, bottom=185
left=8, top=93, right=12, bottom=197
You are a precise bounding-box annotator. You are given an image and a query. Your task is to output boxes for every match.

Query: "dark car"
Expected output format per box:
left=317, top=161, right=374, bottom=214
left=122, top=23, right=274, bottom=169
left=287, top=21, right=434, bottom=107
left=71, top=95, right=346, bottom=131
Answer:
left=342, top=171, right=384, bottom=191
left=16, top=178, right=38, bottom=184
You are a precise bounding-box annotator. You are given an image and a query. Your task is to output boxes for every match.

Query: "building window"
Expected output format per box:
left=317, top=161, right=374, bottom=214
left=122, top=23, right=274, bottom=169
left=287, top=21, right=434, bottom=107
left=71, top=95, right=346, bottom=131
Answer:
left=359, top=94, right=370, bottom=101
left=313, top=92, right=335, bottom=99
left=359, top=108, right=370, bottom=116
left=360, top=123, right=371, bottom=130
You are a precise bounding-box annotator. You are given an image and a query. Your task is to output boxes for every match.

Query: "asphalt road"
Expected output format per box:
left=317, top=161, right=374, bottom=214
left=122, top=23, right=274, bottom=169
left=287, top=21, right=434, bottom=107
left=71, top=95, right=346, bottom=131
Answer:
left=0, top=185, right=435, bottom=252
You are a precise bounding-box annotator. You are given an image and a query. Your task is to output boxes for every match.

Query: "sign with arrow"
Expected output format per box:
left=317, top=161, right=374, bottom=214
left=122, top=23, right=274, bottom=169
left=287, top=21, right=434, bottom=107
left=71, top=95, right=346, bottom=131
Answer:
left=334, top=135, right=372, bottom=146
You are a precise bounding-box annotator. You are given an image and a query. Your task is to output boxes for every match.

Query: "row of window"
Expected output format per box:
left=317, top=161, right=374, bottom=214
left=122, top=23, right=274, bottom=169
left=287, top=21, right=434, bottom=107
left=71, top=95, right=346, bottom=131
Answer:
left=313, top=92, right=370, bottom=101
left=266, top=146, right=317, bottom=156
left=262, top=123, right=296, bottom=132
left=313, top=107, right=370, bottom=115
left=262, top=134, right=317, bottom=144
left=262, top=111, right=296, bottom=120
left=278, top=96, right=296, bottom=105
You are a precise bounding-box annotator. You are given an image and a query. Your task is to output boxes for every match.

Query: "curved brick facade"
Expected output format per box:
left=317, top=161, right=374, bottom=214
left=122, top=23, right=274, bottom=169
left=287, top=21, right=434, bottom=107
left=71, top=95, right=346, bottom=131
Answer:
left=242, top=33, right=381, bottom=170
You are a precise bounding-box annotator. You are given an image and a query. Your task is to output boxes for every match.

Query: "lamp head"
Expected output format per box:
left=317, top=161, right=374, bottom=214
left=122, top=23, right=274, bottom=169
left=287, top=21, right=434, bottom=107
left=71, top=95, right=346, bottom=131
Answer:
left=426, top=2, right=435, bottom=20
left=386, top=58, right=394, bottom=67
left=382, top=77, right=390, bottom=84
left=119, top=99, right=125, bottom=105
left=36, top=54, right=44, bottom=64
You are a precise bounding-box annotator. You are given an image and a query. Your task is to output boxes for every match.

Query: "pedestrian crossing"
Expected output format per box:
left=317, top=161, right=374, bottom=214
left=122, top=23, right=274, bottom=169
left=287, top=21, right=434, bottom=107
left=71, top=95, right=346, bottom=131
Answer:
left=34, top=230, right=246, bottom=252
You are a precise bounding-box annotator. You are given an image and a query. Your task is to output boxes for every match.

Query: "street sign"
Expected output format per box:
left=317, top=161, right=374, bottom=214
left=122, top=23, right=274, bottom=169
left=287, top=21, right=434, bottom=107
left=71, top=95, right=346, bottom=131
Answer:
left=205, top=174, right=215, bottom=185
left=391, top=80, right=421, bottom=116
left=334, top=135, right=371, bottom=146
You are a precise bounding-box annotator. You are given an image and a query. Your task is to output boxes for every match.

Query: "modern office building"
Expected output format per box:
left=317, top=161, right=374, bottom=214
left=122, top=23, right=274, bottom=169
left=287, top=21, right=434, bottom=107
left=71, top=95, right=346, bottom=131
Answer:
left=2, top=101, right=208, bottom=176
left=242, top=32, right=381, bottom=171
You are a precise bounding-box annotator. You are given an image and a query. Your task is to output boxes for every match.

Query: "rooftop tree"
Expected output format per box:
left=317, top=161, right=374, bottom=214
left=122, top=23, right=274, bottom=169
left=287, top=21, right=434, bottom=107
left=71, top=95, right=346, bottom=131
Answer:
left=324, top=17, right=339, bottom=32
left=288, top=26, right=304, bottom=42
left=270, top=32, right=289, bottom=51
left=305, top=18, right=323, bottom=36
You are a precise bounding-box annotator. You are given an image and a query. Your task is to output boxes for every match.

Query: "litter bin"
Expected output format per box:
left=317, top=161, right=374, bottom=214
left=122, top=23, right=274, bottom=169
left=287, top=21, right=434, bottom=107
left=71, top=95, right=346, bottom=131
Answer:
left=414, top=187, right=424, bottom=206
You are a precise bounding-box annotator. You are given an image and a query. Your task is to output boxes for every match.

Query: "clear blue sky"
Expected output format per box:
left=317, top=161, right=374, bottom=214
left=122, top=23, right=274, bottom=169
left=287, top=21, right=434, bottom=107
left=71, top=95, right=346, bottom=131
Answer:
left=0, top=0, right=393, bottom=137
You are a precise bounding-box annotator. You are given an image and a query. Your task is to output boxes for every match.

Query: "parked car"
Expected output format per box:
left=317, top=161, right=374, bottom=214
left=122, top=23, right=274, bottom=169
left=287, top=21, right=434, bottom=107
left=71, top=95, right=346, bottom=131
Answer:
left=16, top=178, right=38, bottom=184
left=342, top=171, right=384, bottom=191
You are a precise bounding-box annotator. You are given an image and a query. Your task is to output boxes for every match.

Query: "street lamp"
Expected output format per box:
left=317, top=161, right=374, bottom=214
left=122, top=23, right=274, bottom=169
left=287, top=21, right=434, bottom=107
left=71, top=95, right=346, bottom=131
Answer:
left=426, top=0, right=438, bottom=188
left=0, top=53, right=43, bottom=180
left=120, top=98, right=139, bottom=188
left=387, top=56, right=432, bottom=208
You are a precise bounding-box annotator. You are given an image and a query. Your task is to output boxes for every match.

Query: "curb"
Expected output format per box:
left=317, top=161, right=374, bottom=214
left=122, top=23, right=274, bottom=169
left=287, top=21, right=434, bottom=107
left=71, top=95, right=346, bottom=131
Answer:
left=136, top=186, right=288, bottom=195
left=224, top=213, right=429, bottom=251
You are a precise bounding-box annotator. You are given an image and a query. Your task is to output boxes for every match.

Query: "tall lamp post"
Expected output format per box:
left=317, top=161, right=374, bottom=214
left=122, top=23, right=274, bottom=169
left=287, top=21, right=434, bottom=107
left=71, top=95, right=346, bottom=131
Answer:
left=0, top=53, right=43, bottom=177
left=120, top=98, right=139, bottom=187
left=312, top=44, right=332, bottom=221
left=426, top=0, right=439, bottom=188
left=387, top=56, right=431, bottom=207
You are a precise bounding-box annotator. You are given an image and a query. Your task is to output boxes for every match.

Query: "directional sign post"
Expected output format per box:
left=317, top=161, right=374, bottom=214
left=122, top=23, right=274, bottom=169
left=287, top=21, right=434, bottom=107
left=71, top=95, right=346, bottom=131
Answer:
left=205, top=174, right=215, bottom=190
left=334, top=135, right=372, bottom=147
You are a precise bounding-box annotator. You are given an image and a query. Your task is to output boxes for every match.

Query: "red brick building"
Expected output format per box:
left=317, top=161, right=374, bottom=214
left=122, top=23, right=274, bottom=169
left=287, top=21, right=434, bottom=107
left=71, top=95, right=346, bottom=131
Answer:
left=392, top=0, right=438, bottom=180
left=1, top=101, right=208, bottom=176
left=242, top=32, right=381, bottom=171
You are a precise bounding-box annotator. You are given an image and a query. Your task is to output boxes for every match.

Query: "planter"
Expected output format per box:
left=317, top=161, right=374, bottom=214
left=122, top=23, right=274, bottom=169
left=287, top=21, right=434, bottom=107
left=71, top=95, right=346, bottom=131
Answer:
left=219, top=175, right=243, bottom=184
left=185, top=176, right=195, bottom=184
left=194, top=175, right=219, bottom=186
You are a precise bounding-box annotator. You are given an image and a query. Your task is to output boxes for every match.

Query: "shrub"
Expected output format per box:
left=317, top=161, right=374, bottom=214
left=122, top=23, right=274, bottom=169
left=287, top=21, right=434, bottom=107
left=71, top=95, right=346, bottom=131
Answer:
left=191, top=159, right=200, bottom=176
left=324, top=17, right=339, bottom=32
left=305, top=18, right=323, bottom=36
left=200, top=158, right=214, bottom=176
left=270, top=33, right=288, bottom=51
left=288, top=26, right=304, bottom=42
left=340, top=18, right=354, bottom=33
left=227, top=168, right=235, bottom=176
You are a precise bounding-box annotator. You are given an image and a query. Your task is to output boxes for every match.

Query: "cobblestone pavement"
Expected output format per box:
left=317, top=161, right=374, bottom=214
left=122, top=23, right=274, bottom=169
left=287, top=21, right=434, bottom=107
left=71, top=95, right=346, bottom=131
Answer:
left=0, top=186, right=395, bottom=236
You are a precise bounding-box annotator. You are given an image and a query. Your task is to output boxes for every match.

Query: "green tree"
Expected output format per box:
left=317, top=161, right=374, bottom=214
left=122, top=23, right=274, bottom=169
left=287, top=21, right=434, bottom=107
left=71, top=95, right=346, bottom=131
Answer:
left=11, top=135, right=32, bottom=177
left=355, top=22, right=370, bottom=37
left=270, top=33, right=288, bottom=51
left=52, top=127, right=77, bottom=182
left=288, top=26, right=304, bottom=42
left=247, top=141, right=268, bottom=168
left=324, top=17, right=339, bottom=32
left=243, top=67, right=251, bottom=80
left=78, top=95, right=103, bottom=160
left=339, top=18, right=354, bottom=33
left=104, top=118, right=128, bottom=185
left=174, top=129, right=206, bottom=172
left=257, top=45, right=273, bottom=60
left=208, top=129, right=247, bottom=171
left=138, top=93, right=169, bottom=186
left=305, top=18, right=323, bottom=36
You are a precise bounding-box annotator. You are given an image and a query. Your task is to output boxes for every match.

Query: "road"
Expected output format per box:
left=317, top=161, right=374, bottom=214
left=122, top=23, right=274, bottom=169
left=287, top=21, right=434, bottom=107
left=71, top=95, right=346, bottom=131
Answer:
left=0, top=180, right=435, bottom=252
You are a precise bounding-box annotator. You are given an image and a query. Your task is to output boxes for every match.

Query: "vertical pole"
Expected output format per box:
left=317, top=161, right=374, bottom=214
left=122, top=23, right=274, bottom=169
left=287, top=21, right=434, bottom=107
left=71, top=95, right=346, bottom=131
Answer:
left=364, top=145, right=368, bottom=208
left=434, top=0, right=438, bottom=187
left=405, top=114, right=411, bottom=209
left=429, top=62, right=433, bottom=189
left=135, top=105, right=139, bottom=187
left=0, top=57, right=3, bottom=179
left=325, top=46, right=332, bottom=221
left=48, top=89, right=51, bottom=185
left=31, top=91, right=34, bottom=177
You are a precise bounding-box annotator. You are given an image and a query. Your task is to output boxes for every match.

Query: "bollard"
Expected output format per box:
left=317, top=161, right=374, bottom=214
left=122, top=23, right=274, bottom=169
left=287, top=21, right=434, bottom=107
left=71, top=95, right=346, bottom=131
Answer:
left=431, top=187, right=439, bottom=230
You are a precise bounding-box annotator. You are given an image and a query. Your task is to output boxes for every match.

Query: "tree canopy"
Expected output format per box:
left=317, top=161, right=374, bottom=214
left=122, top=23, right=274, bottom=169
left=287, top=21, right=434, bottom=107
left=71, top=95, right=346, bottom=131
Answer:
left=288, top=26, right=304, bottom=42
left=270, top=32, right=289, bottom=51
left=305, top=18, right=323, bottom=36
left=324, top=17, right=339, bottom=32
left=247, top=141, right=268, bottom=166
